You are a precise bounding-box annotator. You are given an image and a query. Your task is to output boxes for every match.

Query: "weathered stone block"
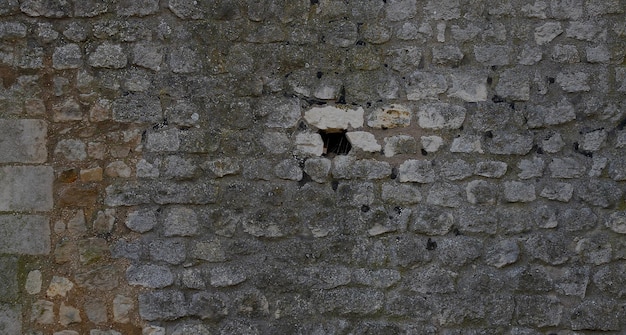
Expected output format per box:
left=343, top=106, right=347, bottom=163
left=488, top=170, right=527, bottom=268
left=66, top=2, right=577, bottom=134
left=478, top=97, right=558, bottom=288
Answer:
left=164, top=206, right=198, bottom=237
left=346, top=131, right=381, bottom=153
left=515, top=295, right=562, bottom=327
left=487, top=132, right=533, bottom=155
left=534, top=22, right=563, bottom=45
left=149, top=239, right=186, bottom=265
left=169, top=46, right=202, bottom=74
left=409, top=265, right=457, bottom=294
left=447, top=72, right=487, bottom=102
left=503, top=181, right=536, bottom=203
left=304, top=105, right=364, bottom=130
left=556, top=71, right=590, bottom=92
left=549, top=157, right=585, bottom=178
left=0, top=256, right=17, bottom=302
left=404, top=71, right=447, bottom=100
left=303, top=157, right=331, bottom=183
left=485, top=239, right=519, bottom=268
left=450, top=135, right=483, bottom=153
left=381, top=182, right=422, bottom=204
left=496, top=69, right=530, bottom=101
left=113, top=93, right=162, bottom=123
left=367, top=105, right=411, bottom=128
left=441, top=159, right=473, bottom=180
left=0, top=119, right=47, bottom=163
left=0, top=166, right=53, bottom=212
left=274, top=159, right=302, bottom=181
left=315, top=288, right=384, bottom=315
left=398, top=159, right=435, bottom=183
left=88, top=43, right=127, bottom=68
left=116, top=0, right=158, bottom=16
left=139, top=290, right=187, bottom=321
left=474, top=45, right=510, bottom=66
left=53, top=44, right=82, bottom=69
left=466, top=180, right=498, bottom=205
left=571, top=299, right=623, bottom=331
left=425, top=0, right=460, bottom=20
left=127, top=264, right=174, bottom=288
left=418, top=103, right=466, bottom=130
left=426, top=183, right=463, bottom=208
left=383, top=135, right=417, bottom=157
left=540, top=182, right=573, bottom=202
left=432, top=45, right=463, bottom=66
left=20, top=0, right=71, bottom=17
left=474, top=161, right=507, bottom=178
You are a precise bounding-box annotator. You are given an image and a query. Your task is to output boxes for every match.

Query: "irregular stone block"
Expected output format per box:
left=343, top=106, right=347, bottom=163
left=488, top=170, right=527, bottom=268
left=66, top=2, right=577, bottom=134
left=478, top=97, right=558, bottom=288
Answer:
left=405, top=71, right=447, bottom=100
left=0, top=303, right=20, bottom=334
left=450, top=135, right=483, bottom=153
left=116, top=0, right=158, bottom=16
left=409, top=265, right=457, bottom=293
left=0, top=119, right=47, bottom=163
left=367, top=105, right=411, bottom=128
left=540, top=182, right=573, bottom=202
left=113, top=295, right=133, bottom=323
left=496, top=69, right=530, bottom=101
left=381, top=182, right=422, bottom=204
left=578, top=179, right=622, bottom=208
left=474, top=161, right=507, bottom=178
left=474, top=45, right=510, bottom=66
left=398, top=159, right=435, bottom=183
left=88, top=43, right=127, bottom=68
left=164, top=206, right=198, bottom=237
left=580, top=129, right=607, bottom=152
left=541, top=133, right=565, bottom=153
left=149, top=239, right=186, bottom=265
left=571, top=299, right=623, bottom=331
left=84, top=299, right=107, bottom=324
left=20, top=0, right=71, bottom=17
left=566, top=21, right=606, bottom=41
left=59, top=302, right=81, bottom=326
left=551, top=44, right=580, bottom=63
left=432, top=45, right=463, bottom=66
left=426, top=183, right=463, bottom=208
left=487, top=132, right=534, bottom=155
left=550, top=0, right=583, bottom=19
left=304, top=105, right=364, bottom=130
left=418, top=103, right=465, bottom=129
left=263, top=97, right=301, bottom=128
left=0, top=215, right=50, bottom=254
left=525, top=232, right=569, bottom=265
left=274, top=159, right=302, bottom=181
left=556, top=71, right=590, bottom=92
left=138, top=290, right=187, bottom=321
left=606, top=212, right=626, bottom=234
left=346, top=131, right=381, bottom=153
left=0, top=22, right=26, bottom=39
left=466, top=180, right=498, bottom=205
left=326, top=21, right=357, bottom=47
left=534, top=22, right=563, bottom=45
left=53, top=44, right=82, bottom=69
left=352, top=269, right=400, bottom=288
left=74, top=265, right=120, bottom=291
left=315, top=288, right=384, bottom=315
left=169, top=46, right=202, bottom=74
left=187, top=291, right=229, bottom=320
left=425, top=0, right=461, bottom=20
left=295, top=133, right=324, bottom=156
left=55, top=139, right=86, bottom=161
left=503, top=181, right=536, bottom=203
left=420, top=135, right=443, bottom=153
left=127, top=264, right=174, bottom=288
left=592, top=262, right=626, bottom=297
left=383, top=135, right=417, bottom=157
left=441, top=159, right=473, bottom=180
left=303, top=157, right=331, bottom=183
left=209, top=265, right=247, bottom=287
left=351, top=160, right=391, bottom=180
left=485, top=239, right=519, bottom=268
left=447, top=73, right=487, bottom=102
left=0, top=256, right=17, bottom=302
left=549, top=157, right=585, bottom=178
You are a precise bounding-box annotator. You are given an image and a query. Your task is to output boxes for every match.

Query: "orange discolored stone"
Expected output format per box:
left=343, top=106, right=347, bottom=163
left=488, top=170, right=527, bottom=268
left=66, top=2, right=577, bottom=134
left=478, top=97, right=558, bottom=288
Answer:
left=58, top=185, right=99, bottom=207
left=80, top=166, right=103, bottom=182
left=58, top=168, right=79, bottom=183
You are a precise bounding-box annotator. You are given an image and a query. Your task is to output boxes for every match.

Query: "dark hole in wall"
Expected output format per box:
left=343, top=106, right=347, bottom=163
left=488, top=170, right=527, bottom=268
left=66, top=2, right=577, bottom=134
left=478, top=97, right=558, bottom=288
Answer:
left=318, top=129, right=351, bottom=156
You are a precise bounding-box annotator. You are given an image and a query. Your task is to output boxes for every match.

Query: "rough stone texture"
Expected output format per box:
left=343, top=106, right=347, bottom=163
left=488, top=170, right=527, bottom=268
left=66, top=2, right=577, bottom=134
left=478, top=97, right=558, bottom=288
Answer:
left=3, top=1, right=626, bottom=334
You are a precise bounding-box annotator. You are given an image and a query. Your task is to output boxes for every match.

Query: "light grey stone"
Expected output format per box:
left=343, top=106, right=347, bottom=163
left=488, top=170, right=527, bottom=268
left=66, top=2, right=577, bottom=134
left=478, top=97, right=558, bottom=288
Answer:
left=426, top=183, right=463, bottom=208
left=441, top=159, right=473, bottom=181
left=571, top=299, right=623, bottom=331
left=352, top=160, right=391, bottom=180
left=138, top=290, right=187, bottom=321
left=169, top=0, right=204, bottom=19
left=295, top=133, right=323, bottom=156
left=209, top=265, right=247, bottom=287
left=113, top=295, right=133, bottom=323
left=127, top=264, right=174, bottom=288
left=84, top=299, right=107, bottom=324
left=525, top=232, right=569, bottom=265
left=616, top=67, right=626, bottom=92
left=362, top=24, right=391, bottom=44
left=485, top=239, right=519, bottom=268
left=540, top=182, right=574, bottom=202
left=534, top=22, right=563, bottom=45
left=474, top=45, right=510, bottom=66
left=518, top=46, right=543, bottom=65
left=549, top=157, right=585, bottom=178
left=409, top=265, right=457, bottom=294
left=418, top=103, right=466, bottom=130
left=586, top=45, right=611, bottom=63
left=503, top=182, right=536, bottom=202
left=164, top=206, right=198, bottom=237
left=466, top=180, right=498, bottom=205
left=550, top=0, right=583, bottom=19
left=53, top=44, right=82, bottom=69
left=381, top=183, right=422, bottom=204
left=487, top=132, right=534, bottom=155
left=566, top=21, right=606, bottom=41
left=404, top=71, right=447, bottom=100
left=352, top=269, right=400, bottom=288
left=589, top=156, right=608, bottom=177
left=132, top=43, right=163, bottom=71
left=0, top=119, right=47, bottom=163
left=326, top=21, right=357, bottom=47
left=265, top=98, right=301, bottom=128
left=88, top=43, right=127, bottom=69
left=447, top=73, right=488, bottom=102
left=31, top=299, right=54, bottom=324
left=304, top=157, right=331, bottom=183
left=346, top=131, right=381, bottom=152
left=149, top=239, right=186, bottom=265
left=387, top=46, right=422, bottom=71
left=420, top=135, right=443, bottom=153
left=580, top=129, right=607, bottom=152
left=432, top=45, right=463, bottom=66
left=59, top=302, right=81, bottom=326
left=385, top=0, right=417, bottom=21
left=0, top=22, right=26, bottom=39
left=579, top=179, right=622, bottom=208
left=527, top=99, right=576, bottom=127
left=450, top=135, right=483, bottom=153
left=534, top=205, right=558, bottom=228
left=20, top=0, right=71, bottom=17
left=383, top=135, right=417, bottom=157
left=274, top=159, right=302, bottom=181
left=496, top=69, right=530, bottom=101
left=425, top=0, right=461, bottom=20
left=606, top=212, right=626, bottom=234
left=551, top=44, right=580, bottom=63
left=542, top=133, right=565, bottom=153
left=0, top=166, right=53, bottom=211
left=474, top=161, right=508, bottom=178
left=556, top=71, right=590, bottom=92
left=398, top=159, right=435, bottom=183
left=126, top=208, right=157, bottom=233
left=261, top=132, right=290, bottom=154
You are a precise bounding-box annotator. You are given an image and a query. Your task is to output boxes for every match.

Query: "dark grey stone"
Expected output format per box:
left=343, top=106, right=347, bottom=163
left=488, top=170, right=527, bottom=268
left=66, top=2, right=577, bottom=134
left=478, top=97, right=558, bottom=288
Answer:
left=0, top=215, right=50, bottom=255
left=138, top=290, right=187, bottom=321
left=315, top=288, right=384, bottom=315
left=514, top=295, right=562, bottom=327
left=0, top=256, right=17, bottom=302
left=113, top=93, right=162, bottom=123
left=126, top=264, right=174, bottom=288
left=149, top=239, right=186, bottom=265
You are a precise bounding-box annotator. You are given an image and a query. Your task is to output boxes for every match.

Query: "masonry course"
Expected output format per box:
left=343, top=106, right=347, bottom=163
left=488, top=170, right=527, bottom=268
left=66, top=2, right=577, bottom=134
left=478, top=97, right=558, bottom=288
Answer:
left=0, top=0, right=625, bottom=334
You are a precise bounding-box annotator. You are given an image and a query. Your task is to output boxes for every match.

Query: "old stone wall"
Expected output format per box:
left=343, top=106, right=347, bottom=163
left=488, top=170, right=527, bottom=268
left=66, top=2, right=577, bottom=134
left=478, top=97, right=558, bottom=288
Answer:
left=1, top=0, right=626, bottom=334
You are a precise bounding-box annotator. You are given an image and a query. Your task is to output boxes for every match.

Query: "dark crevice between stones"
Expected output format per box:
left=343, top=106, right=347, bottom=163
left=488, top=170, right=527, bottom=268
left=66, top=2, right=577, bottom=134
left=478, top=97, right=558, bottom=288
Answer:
left=319, top=129, right=351, bottom=156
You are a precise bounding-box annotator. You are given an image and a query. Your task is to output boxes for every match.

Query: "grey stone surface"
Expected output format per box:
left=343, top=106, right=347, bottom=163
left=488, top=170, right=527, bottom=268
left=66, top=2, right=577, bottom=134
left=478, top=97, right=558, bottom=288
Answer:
left=0, top=166, right=53, bottom=211
left=0, top=215, right=50, bottom=255
left=52, top=44, right=82, bottom=69
left=126, top=208, right=157, bottom=233
left=113, top=93, right=162, bottom=123
left=0, top=304, right=20, bottom=335
left=0, top=119, right=47, bottom=163
left=398, top=160, right=435, bottom=183
left=503, top=181, right=536, bottom=203
left=88, top=43, right=127, bottom=68
left=127, top=264, right=174, bottom=288
left=139, top=290, right=187, bottom=321
left=474, top=161, right=507, bottom=178
left=164, top=206, right=198, bottom=237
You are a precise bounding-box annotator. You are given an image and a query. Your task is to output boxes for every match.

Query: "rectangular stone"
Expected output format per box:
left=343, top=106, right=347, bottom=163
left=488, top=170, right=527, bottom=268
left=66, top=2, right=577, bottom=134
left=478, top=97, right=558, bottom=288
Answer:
left=0, top=215, right=50, bottom=255
left=0, top=256, right=17, bottom=302
left=0, top=119, right=47, bottom=163
left=0, top=166, right=53, bottom=211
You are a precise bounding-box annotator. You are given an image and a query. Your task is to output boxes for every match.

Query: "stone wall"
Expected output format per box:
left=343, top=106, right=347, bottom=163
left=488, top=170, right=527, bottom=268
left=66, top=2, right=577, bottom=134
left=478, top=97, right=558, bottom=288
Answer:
left=1, top=0, right=626, bottom=334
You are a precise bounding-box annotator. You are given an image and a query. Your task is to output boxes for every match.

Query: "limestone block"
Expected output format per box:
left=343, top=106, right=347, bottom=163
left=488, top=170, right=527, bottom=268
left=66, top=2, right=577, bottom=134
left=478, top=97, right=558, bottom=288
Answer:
left=474, top=45, right=510, bottom=66
left=409, top=265, right=457, bottom=294
left=113, top=93, right=162, bottom=123
left=447, top=73, right=488, bottom=102
left=145, top=129, right=180, bottom=152
left=421, top=135, right=443, bottom=153
left=542, top=133, right=565, bottom=153
left=113, top=295, right=134, bottom=323
left=0, top=119, right=47, bottom=163
left=586, top=45, right=610, bottom=63
left=47, top=276, right=74, bottom=298
left=367, top=105, right=411, bottom=129
left=386, top=0, right=417, bottom=21
left=474, top=161, right=508, bottom=178
left=0, top=166, right=53, bottom=212
left=398, top=160, right=435, bottom=183
left=84, top=299, right=107, bottom=324
left=0, top=215, right=50, bottom=255
left=351, top=160, right=391, bottom=180
left=485, top=239, right=519, bottom=268
left=139, top=290, right=187, bottom=321
left=606, top=212, right=626, bottom=234
left=304, top=157, right=331, bottom=183
left=418, top=103, right=465, bottom=129
left=441, top=159, right=473, bottom=181
left=127, top=264, right=174, bottom=288
left=549, top=157, right=585, bottom=178
left=496, top=69, right=530, bottom=101
left=169, top=46, right=201, bottom=74
left=132, top=43, right=164, bottom=71
left=556, top=71, right=590, bottom=92
left=126, top=207, right=157, bottom=233
left=383, top=135, right=417, bottom=157
left=466, top=180, right=498, bottom=205
left=571, top=299, right=623, bottom=331
left=304, top=105, right=364, bottom=130
left=551, top=44, right=580, bottom=63
left=580, top=129, right=607, bottom=152
left=503, top=181, right=536, bottom=203
left=487, top=132, right=533, bottom=155
left=264, top=98, right=301, bottom=128
left=450, top=135, right=483, bottom=153
left=346, top=131, right=381, bottom=153
left=274, top=159, right=302, bottom=181
left=209, top=265, right=247, bottom=287
left=295, top=133, right=323, bottom=156
left=432, top=45, right=463, bottom=66
left=534, top=22, right=563, bottom=45
left=55, top=139, right=87, bottom=161
left=381, top=182, right=422, bottom=204
left=425, top=0, right=461, bottom=20
left=116, top=0, right=158, bottom=16
left=540, top=182, right=574, bottom=202
left=164, top=206, right=198, bottom=237
left=566, top=21, right=606, bottom=41
left=405, top=71, right=447, bottom=100
left=426, top=183, right=463, bottom=208
left=352, top=269, right=401, bottom=288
